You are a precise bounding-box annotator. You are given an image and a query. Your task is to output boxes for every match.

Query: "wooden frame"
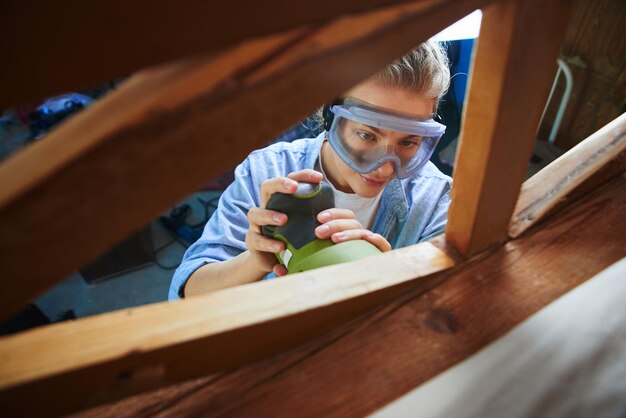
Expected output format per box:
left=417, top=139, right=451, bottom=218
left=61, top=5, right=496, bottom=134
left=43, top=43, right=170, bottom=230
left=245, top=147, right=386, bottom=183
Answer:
left=77, top=172, right=625, bottom=417
left=0, top=243, right=455, bottom=416
left=0, top=0, right=490, bottom=321
left=2, top=0, right=622, bottom=416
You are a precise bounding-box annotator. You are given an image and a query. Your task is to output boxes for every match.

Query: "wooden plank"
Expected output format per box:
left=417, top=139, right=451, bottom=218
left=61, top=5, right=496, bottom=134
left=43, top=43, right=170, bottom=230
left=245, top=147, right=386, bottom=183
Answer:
left=374, top=258, right=626, bottom=417
left=510, top=112, right=626, bottom=238
left=0, top=0, right=424, bottom=109
left=0, top=242, right=455, bottom=417
left=79, top=167, right=626, bottom=417
left=445, top=0, right=572, bottom=256
left=0, top=0, right=491, bottom=321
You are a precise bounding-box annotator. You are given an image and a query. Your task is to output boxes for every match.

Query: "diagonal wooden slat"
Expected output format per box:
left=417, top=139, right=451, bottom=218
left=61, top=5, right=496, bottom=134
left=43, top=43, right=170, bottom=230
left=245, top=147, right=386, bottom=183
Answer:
left=446, top=0, right=572, bottom=256
left=510, top=112, right=626, bottom=238
left=0, top=0, right=492, bottom=321
left=0, top=0, right=432, bottom=109
left=0, top=242, right=455, bottom=417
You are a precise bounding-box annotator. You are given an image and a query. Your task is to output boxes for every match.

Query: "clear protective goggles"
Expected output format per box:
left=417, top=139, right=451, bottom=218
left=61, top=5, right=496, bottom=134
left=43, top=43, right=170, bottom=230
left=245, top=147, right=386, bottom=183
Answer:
left=325, top=99, right=446, bottom=179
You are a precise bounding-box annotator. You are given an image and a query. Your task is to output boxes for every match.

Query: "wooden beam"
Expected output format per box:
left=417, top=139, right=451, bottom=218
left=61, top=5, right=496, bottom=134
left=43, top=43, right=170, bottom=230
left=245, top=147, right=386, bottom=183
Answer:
left=77, top=169, right=626, bottom=417
left=0, top=242, right=455, bottom=417
left=446, top=0, right=572, bottom=256
left=510, top=112, right=626, bottom=238
left=0, top=0, right=491, bottom=321
left=0, top=0, right=428, bottom=109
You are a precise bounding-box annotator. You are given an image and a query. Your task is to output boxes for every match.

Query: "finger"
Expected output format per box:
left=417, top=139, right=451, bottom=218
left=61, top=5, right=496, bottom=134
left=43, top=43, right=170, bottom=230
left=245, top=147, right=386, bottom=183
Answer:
left=330, top=230, right=392, bottom=252
left=260, top=177, right=299, bottom=208
left=317, top=208, right=357, bottom=223
left=287, top=169, right=323, bottom=183
left=272, top=264, right=288, bottom=277
left=315, top=218, right=364, bottom=239
left=246, top=231, right=285, bottom=254
left=364, top=232, right=392, bottom=252
left=247, top=207, right=288, bottom=231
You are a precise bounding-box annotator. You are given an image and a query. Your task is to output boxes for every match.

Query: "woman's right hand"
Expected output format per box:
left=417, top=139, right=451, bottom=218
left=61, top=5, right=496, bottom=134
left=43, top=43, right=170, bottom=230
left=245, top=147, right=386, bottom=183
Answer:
left=245, top=169, right=323, bottom=277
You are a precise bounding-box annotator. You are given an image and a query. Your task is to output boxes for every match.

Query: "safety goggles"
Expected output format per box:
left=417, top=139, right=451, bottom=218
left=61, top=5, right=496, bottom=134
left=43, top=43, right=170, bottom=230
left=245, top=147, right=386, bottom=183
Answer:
left=325, top=99, right=446, bottom=179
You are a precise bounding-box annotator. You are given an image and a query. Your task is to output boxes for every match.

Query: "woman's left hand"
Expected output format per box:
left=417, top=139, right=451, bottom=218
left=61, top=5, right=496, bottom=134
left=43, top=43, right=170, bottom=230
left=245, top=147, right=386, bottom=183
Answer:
left=314, top=208, right=392, bottom=252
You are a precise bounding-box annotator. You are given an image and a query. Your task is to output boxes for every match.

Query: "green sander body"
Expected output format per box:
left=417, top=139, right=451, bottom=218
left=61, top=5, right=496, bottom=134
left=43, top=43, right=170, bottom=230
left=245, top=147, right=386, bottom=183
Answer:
left=261, top=181, right=381, bottom=274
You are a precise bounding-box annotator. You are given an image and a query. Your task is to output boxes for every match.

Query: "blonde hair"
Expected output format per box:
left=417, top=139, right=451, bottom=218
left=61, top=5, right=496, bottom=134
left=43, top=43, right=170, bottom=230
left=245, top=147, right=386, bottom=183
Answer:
left=308, top=41, right=450, bottom=131
left=372, top=40, right=450, bottom=108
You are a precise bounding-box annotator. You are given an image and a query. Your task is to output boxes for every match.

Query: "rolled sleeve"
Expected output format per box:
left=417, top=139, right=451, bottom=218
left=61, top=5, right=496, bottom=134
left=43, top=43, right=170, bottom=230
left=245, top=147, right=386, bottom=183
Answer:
left=167, top=136, right=323, bottom=300
left=168, top=160, right=258, bottom=300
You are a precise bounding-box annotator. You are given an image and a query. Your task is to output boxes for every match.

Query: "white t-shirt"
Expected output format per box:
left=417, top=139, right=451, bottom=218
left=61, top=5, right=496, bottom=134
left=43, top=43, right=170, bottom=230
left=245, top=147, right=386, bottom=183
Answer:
left=332, top=186, right=383, bottom=229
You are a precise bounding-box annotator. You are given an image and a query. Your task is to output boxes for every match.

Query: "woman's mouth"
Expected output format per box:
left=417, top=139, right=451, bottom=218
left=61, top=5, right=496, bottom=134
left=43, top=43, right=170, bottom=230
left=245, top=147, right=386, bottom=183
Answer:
left=360, top=175, right=388, bottom=187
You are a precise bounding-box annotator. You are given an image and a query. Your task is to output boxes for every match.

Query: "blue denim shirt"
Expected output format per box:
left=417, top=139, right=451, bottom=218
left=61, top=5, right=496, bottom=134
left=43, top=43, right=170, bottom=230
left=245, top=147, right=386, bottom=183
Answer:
left=168, top=134, right=451, bottom=300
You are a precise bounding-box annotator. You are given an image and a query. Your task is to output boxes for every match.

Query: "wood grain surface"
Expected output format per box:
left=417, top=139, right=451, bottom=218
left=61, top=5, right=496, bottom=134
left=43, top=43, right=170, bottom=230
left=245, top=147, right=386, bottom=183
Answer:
left=446, top=0, right=571, bottom=256
left=510, top=112, right=626, bottom=238
left=0, top=242, right=455, bottom=417
left=0, top=0, right=437, bottom=109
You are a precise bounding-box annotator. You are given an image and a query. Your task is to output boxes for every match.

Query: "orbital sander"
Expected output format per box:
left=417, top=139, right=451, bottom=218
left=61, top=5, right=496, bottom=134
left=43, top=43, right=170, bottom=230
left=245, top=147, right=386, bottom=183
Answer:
left=261, top=181, right=381, bottom=274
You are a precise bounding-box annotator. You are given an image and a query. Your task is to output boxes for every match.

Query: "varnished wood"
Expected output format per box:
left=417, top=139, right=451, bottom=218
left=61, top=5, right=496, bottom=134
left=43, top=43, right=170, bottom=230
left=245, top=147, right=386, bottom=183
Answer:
left=510, top=112, right=626, bottom=238
left=0, top=0, right=431, bottom=109
left=77, top=172, right=626, bottom=418
left=0, top=242, right=454, bottom=417
left=0, top=0, right=491, bottom=321
left=446, top=0, right=572, bottom=256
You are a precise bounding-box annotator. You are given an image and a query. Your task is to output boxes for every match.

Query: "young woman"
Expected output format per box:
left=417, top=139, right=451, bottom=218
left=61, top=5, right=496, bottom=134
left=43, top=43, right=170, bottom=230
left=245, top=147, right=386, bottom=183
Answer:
left=170, top=41, right=451, bottom=299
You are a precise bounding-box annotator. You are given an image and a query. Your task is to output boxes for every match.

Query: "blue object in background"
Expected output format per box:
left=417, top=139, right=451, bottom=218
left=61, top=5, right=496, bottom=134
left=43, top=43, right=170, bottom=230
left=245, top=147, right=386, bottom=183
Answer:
left=451, top=39, right=475, bottom=109
left=29, top=93, right=94, bottom=139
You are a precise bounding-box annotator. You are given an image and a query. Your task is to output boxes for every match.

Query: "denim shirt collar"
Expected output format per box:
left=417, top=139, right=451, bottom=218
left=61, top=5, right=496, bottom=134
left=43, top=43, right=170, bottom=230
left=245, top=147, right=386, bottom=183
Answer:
left=306, top=133, right=326, bottom=170
left=371, top=179, right=408, bottom=246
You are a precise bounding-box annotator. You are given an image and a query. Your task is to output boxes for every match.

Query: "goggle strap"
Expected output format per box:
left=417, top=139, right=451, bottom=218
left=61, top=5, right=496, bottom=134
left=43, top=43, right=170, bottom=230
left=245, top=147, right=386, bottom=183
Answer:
left=322, top=98, right=345, bottom=131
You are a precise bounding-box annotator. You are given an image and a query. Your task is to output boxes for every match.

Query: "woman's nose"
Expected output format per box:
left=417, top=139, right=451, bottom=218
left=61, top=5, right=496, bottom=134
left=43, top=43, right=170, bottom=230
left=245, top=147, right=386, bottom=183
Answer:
left=375, top=161, right=396, bottom=177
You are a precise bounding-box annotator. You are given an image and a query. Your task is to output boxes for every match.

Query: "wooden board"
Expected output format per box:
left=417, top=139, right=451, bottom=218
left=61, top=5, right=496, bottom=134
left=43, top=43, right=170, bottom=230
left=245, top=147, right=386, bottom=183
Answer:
left=445, top=0, right=572, bottom=256
left=0, top=0, right=491, bottom=321
left=374, top=258, right=626, bottom=418
left=510, top=112, right=626, bottom=238
left=74, top=169, right=626, bottom=418
left=0, top=242, right=455, bottom=417
left=0, top=0, right=430, bottom=109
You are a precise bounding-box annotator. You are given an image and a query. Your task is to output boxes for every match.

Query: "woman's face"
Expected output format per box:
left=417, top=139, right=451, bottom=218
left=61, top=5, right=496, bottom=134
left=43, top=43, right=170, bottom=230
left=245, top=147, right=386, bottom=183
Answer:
left=321, top=80, right=435, bottom=197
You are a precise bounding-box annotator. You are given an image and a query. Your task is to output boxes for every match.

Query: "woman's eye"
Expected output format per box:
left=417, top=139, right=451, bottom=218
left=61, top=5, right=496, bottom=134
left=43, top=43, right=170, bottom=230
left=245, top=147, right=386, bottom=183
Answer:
left=399, top=137, right=422, bottom=147
left=356, top=131, right=375, bottom=141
